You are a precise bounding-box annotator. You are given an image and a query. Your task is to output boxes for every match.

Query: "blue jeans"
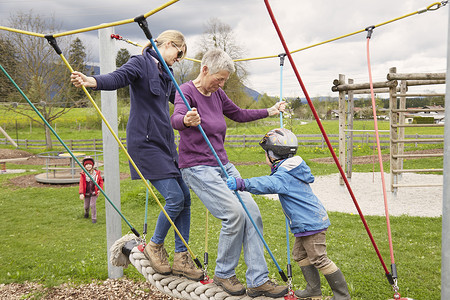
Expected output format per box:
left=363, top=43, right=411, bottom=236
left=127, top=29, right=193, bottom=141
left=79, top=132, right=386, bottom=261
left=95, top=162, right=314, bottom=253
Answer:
left=150, top=177, right=191, bottom=253
left=181, top=162, right=269, bottom=288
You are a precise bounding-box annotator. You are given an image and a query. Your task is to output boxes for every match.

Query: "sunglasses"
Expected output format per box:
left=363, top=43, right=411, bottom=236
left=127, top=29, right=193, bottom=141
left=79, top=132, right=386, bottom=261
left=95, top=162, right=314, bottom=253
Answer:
left=171, top=42, right=184, bottom=59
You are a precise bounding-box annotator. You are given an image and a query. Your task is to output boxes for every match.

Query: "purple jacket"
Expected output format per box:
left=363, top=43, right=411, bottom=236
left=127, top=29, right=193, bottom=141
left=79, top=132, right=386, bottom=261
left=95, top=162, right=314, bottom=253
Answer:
left=93, top=48, right=180, bottom=180
left=171, top=81, right=268, bottom=168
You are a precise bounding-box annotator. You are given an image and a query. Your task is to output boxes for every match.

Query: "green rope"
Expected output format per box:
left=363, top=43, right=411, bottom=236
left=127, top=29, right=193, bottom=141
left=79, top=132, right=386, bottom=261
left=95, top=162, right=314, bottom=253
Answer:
left=0, top=63, right=140, bottom=238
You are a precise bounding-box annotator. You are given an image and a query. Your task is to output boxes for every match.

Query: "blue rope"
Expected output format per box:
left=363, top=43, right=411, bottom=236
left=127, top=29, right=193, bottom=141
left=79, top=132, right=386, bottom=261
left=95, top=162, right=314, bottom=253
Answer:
left=148, top=39, right=286, bottom=279
left=279, top=54, right=293, bottom=278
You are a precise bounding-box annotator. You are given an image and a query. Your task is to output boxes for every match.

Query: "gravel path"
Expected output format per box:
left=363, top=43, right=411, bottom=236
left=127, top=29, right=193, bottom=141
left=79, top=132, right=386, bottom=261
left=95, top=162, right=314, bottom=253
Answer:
left=287, top=172, right=442, bottom=218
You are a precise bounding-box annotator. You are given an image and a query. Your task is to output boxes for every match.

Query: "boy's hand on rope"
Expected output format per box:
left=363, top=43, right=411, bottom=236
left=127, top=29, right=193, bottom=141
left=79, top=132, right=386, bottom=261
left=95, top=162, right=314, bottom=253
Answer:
left=267, top=100, right=286, bottom=116
left=183, top=107, right=201, bottom=127
left=71, top=71, right=97, bottom=88
left=226, top=176, right=246, bottom=191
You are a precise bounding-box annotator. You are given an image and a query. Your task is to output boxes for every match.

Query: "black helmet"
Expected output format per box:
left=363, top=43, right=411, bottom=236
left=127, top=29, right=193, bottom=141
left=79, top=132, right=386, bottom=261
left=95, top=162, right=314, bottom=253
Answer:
left=82, top=156, right=95, bottom=167
left=259, top=128, right=298, bottom=160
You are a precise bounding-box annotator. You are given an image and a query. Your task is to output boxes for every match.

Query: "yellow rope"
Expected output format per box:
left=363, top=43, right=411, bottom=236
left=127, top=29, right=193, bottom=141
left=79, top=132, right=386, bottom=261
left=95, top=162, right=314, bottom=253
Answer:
left=0, top=26, right=45, bottom=38
left=53, top=19, right=135, bottom=38
left=110, top=1, right=447, bottom=63
left=0, top=1, right=445, bottom=63
left=0, top=0, right=445, bottom=276
left=58, top=52, right=198, bottom=261
left=53, top=0, right=179, bottom=38
left=239, top=1, right=446, bottom=61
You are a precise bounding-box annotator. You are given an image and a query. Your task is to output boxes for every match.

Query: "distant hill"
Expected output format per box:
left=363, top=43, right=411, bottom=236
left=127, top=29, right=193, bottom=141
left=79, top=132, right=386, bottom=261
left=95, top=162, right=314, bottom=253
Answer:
left=243, top=86, right=261, bottom=101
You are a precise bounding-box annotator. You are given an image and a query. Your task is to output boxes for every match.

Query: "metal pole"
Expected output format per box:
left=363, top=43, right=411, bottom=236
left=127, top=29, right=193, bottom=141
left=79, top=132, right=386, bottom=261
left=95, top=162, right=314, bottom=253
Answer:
left=99, top=27, right=123, bottom=279
left=441, top=8, right=450, bottom=299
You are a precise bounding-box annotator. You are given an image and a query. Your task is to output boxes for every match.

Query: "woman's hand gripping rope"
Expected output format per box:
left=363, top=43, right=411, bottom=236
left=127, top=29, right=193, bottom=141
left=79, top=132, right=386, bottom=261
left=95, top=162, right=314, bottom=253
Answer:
left=267, top=100, right=286, bottom=116
left=183, top=107, right=201, bottom=127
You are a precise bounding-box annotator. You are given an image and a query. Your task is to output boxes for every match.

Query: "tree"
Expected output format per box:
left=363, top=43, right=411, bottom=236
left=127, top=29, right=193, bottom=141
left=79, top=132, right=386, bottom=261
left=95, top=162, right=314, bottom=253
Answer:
left=115, top=48, right=131, bottom=102
left=68, top=37, right=89, bottom=105
left=195, top=18, right=251, bottom=109
left=1, top=11, right=88, bottom=149
left=173, top=59, right=195, bottom=85
left=0, top=36, right=19, bottom=102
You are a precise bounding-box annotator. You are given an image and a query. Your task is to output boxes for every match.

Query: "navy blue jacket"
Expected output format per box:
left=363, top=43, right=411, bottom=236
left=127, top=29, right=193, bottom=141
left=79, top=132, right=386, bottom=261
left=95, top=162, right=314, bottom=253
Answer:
left=93, top=48, right=180, bottom=180
left=243, top=156, right=330, bottom=235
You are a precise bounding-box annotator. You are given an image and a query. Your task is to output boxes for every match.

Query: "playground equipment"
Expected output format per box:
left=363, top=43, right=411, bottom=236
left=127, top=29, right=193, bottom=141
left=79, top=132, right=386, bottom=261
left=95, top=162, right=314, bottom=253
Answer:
left=111, top=234, right=287, bottom=300
left=34, top=150, right=103, bottom=184
left=332, top=68, right=445, bottom=193
left=1, top=0, right=448, bottom=299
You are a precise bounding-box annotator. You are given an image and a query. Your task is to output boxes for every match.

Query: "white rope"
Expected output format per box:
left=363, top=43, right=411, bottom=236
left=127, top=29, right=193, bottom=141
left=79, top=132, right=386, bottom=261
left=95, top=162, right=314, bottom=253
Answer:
left=110, top=234, right=286, bottom=300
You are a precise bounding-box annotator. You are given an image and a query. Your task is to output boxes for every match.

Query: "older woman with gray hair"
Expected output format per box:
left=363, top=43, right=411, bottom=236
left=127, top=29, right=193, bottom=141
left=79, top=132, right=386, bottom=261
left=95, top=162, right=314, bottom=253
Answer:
left=171, top=48, right=287, bottom=298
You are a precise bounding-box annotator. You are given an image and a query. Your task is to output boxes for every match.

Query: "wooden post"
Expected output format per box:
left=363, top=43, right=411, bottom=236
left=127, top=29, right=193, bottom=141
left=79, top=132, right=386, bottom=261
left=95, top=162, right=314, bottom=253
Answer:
left=0, top=125, right=18, bottom=148
left=398, top=80, right=407, bottom=174
left=99, top=27, right=123, bottom=279
left=346, top=78, right=354, bottom=179
left=389, top=67, right=398, bottom=194
left=338, top=74, right=346, bottom=185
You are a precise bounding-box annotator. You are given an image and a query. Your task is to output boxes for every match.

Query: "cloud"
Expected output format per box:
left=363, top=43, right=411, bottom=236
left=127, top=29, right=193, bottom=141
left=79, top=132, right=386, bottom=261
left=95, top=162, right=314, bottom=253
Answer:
left=1, top=0, right=447, bottom=96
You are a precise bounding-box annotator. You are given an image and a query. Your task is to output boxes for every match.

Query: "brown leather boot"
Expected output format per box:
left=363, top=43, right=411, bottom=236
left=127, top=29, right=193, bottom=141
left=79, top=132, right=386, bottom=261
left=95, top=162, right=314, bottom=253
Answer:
left=213, top=275, right=246, bottom=296
left=172, top=251, right=204, bottom=281
left=143, top=241, right=171, bottom=275
left=247, top=279, right=288, bottom=298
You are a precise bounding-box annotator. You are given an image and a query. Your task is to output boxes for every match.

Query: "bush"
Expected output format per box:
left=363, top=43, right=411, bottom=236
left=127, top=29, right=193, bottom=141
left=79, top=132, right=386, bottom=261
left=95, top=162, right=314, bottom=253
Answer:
left=412, top=116, right=435, bottom=124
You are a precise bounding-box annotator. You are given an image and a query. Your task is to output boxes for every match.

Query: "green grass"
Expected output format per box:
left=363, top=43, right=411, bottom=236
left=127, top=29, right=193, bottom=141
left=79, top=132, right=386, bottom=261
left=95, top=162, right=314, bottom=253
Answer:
left=0, top=147, right=442, bottom=300
left=0, top=114, right=444, bottom=299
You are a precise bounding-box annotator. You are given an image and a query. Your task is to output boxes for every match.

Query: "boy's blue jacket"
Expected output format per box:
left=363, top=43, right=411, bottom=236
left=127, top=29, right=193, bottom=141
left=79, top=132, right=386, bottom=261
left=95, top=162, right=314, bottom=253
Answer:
left=243, top=156, right=330, bottom=234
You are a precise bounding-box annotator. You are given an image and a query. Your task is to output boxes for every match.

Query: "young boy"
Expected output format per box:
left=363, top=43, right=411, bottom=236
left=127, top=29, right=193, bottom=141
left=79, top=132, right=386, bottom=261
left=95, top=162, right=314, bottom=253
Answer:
left=226, top=128, right=351, bottom=300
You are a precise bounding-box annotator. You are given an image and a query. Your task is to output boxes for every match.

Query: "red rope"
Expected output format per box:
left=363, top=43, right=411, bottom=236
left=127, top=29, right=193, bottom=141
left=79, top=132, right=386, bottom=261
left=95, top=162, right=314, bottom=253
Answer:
left=366, top=37, right=395, bottom=265
left=263, top=0, right=390, bottom=276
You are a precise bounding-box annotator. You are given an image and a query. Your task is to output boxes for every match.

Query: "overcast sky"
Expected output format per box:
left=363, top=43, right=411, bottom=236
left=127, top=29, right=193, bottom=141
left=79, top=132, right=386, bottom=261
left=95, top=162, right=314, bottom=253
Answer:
left=1, top=0, right=448, bottom=98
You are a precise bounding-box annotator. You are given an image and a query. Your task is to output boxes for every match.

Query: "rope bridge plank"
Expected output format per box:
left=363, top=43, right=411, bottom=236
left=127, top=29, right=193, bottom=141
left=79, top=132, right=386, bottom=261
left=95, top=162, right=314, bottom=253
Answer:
left=110, top=234, right=286, bottom=300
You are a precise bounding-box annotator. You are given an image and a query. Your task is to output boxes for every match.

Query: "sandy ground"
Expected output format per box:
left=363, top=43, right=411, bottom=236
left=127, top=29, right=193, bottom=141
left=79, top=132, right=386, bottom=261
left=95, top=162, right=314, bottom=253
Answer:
left=267, top=172, right=443, bottom=218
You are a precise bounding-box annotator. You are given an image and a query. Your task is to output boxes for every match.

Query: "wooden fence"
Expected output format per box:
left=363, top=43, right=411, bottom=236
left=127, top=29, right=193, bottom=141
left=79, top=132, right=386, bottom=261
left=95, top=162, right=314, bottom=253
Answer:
left=0, top=134, right=443, bottom=150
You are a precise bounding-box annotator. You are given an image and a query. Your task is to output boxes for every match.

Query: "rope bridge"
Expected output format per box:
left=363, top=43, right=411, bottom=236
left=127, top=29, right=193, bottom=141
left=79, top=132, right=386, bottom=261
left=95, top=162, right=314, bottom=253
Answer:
left=110, top=234, right=286, bottom=300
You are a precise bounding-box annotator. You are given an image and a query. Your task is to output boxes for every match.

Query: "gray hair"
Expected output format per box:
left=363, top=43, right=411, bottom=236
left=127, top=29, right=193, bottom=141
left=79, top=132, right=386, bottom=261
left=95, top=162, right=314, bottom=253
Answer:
left=201, top=48, right=235, bottom=75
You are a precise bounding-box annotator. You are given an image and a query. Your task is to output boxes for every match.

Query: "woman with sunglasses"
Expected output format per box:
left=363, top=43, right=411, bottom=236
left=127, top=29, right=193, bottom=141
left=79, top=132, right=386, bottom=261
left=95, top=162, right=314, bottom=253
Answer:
left=70, top=30, right=204, bottom=281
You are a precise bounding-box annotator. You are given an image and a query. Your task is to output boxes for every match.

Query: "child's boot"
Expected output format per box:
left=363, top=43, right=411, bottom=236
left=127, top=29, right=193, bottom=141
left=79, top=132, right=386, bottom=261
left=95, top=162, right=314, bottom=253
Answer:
left=143, top=241, right=172, bottom=275
left=172, top=251, right=203, bottom=281
left=84, top=208, right=89, bottom=218
left=294, top=264, right=322, bottom=299
left=324, top=269, right=350, bottom=300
